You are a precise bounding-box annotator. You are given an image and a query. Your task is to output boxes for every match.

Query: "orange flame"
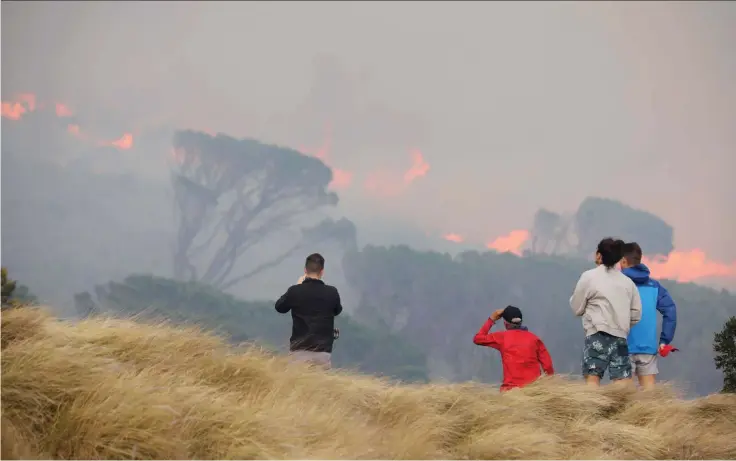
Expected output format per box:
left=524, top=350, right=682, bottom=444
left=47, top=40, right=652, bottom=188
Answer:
left=363, top=148, right=430, bottom=197
left=444, top=233, right=464, bottom=243
left=2, top=94, right=37, bottom=120
left=3, top=92, right=134, bottom=150
left=1, top=102, right=27, bottom=120
left=404, top=148, right=430, bottom=183
left=102, top=133, right=134, bottom=150
left=486, top=229, right=530, bottom=256
left=299, top=124, right=353, bottom=191
left=330, top=168, right=354, bottom=189
left=643, top=250, right=736, bottom=283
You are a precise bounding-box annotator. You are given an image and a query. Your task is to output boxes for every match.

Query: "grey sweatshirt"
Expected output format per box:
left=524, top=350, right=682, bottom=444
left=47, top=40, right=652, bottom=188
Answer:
left=569, top=265, right=642, bottom=338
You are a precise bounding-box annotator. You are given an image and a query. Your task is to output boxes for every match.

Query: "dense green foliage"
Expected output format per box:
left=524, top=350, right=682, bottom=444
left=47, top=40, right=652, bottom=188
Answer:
left=343, top=245, right=735, bottom=395
left=714, top=316, right=736, bottom=393
left=74, top=274, right=427, bottom=382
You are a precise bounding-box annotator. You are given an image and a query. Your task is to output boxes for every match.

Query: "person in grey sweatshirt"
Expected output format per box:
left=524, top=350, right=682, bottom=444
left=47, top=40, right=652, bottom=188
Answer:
left=570, top=238, right=642, bottom=387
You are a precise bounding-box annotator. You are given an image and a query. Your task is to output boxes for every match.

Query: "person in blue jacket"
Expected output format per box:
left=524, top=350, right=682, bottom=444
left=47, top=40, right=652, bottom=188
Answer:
left=620, top=242, right=678, bottom=389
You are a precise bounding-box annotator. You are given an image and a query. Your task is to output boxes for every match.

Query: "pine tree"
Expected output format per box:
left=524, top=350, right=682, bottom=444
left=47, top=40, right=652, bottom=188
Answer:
left=1, top=267, right=18, bottom=306
left=1, top=267, right=37, bottom=308
left=714, top=316, right=736, bottom=393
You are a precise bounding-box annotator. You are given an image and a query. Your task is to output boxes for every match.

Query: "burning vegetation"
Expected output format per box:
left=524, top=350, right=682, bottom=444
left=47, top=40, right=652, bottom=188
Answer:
left=4, top=90, right=735, bottom=285
left=2, top=92, right=134, bottom=151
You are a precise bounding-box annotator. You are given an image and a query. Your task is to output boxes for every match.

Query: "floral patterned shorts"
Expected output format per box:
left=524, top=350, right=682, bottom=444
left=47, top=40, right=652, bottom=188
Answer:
left=582, top=331, right=632, bottom=380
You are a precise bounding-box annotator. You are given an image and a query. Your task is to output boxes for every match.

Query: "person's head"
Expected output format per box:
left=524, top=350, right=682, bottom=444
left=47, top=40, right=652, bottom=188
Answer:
left=304, top=253, right=325, bottom=279
left=620, top=242, right=643, bottom=269
left=595, top=238, right=625, bottom=269
left=502, top=305, right=523, bottom=330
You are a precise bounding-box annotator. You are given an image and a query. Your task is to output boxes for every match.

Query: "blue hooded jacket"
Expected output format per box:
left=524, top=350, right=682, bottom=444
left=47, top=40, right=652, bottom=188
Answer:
left=623, top=264, right=678, bottom=355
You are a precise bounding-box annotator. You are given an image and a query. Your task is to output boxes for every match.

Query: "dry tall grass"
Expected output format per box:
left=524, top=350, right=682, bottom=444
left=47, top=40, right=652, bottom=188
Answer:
left=2, top=307, right=736, bottom=460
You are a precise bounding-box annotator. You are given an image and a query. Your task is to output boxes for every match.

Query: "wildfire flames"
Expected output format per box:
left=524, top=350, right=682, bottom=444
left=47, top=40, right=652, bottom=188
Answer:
left=643, top=250, right=736, bottom=283
left=441, top=229, right=530, bottom=255
left=443, top=233, right=464, bottom=243
left=300, top=125, right=429, bottom=195
left=2, top=92, right=134, bottom=151
left=442, top=229, right=736, bottom=283
left=404, top=148, right=431, bottom=183
left=100, top=133, right=134, bottom=150
left=486, top=230, right=531, bottom=256
left=4, top=90, right=733, bottom=285
left=298, top=124, right=354, bottom=191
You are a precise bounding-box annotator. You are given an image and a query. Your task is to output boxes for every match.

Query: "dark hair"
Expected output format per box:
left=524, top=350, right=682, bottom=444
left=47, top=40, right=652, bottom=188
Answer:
left=305, top=253, right=325, bottom=274
left=597, top=238, right=625, bottom=268
left=622, top=242, right=643, bottom=265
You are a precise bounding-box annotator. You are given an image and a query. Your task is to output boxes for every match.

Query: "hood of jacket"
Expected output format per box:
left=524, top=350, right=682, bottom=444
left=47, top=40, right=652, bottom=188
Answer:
left=622, top=263, right=651, bottom=285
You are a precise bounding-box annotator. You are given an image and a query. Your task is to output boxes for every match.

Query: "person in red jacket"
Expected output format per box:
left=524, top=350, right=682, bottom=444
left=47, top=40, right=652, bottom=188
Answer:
left=473, top=305, right=555, bottom=392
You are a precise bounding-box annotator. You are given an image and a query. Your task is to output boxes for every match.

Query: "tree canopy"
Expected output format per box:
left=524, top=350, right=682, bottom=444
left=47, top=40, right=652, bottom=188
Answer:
left=171, top=131, right=354, bottom=289
left=574, top=197, right=674, bottom=257
left=530, top=197, right=675, bottom=258
left=714, top=316, right=736, bottom=393
left=342, top=245, right=735, bottom=395
left=1, top=267, right=37, bottom=308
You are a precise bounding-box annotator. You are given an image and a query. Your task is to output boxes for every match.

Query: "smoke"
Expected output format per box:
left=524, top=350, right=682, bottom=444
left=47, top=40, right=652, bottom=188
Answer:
left=3, top=1, right=735, bottom=297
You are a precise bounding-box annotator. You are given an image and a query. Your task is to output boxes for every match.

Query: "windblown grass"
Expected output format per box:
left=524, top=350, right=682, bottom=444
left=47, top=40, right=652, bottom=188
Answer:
left=2, top=306, right=735, bottom=459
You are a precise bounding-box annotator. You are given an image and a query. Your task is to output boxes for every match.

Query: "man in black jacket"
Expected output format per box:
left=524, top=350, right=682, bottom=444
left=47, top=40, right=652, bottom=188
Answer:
left=275, top=253, right=343, bottom=369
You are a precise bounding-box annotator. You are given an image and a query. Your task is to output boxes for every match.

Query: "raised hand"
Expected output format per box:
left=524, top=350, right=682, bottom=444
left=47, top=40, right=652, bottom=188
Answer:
left=491, top=308, right=505, bottom=321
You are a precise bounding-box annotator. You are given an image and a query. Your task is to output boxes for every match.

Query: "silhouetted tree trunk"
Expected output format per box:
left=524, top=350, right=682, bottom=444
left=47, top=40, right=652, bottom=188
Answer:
left=170, top=131, right=355, bottom=289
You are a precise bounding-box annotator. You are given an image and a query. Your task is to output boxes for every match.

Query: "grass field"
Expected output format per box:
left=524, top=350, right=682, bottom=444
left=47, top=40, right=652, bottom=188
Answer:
left=2, top=306, right=735, bottom=459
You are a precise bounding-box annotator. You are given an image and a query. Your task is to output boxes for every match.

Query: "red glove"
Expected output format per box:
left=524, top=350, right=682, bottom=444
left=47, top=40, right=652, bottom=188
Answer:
left=659, top=344, right=679, bottom=357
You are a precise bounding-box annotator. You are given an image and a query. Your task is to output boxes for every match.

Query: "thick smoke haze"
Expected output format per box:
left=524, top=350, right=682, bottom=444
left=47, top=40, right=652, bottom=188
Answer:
left=3, top=1, right=736, bottom=309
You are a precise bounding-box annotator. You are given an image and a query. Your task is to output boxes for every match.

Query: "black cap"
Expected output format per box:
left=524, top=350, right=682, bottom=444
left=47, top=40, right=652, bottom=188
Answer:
left=502, top=305, right=523, bottom=324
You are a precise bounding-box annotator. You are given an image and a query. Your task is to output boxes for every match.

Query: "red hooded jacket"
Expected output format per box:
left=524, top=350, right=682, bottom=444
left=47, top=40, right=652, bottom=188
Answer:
left=473, top=318, right=554, bottom=391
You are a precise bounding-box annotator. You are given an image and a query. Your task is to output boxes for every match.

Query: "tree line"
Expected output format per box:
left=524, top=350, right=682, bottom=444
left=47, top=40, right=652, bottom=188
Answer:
left=3, top=129, right=734, bottom=394
left=3, top=264, right=735, bottom=394
left=343, top=246, right=735, bottom=395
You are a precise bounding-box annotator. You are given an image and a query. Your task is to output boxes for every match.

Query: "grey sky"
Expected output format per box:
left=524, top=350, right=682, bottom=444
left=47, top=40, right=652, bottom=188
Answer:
left=3, top=1, right=735, bottom=259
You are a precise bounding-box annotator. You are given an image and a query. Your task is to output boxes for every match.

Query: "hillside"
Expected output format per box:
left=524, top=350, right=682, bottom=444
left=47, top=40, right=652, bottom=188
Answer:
left=344, top=246, right=736, bottom=395
left=3, top=307, right=736, bottom=460
left=73, top=274, right=428, bottom=382
left=67, top=250, right=735, bottom=395
left=4, top=123, right=733, bottom=395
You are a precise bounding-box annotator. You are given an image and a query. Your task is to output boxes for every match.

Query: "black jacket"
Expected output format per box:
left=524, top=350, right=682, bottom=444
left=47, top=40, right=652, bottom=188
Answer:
left=275, top=278, right=343, bottom=353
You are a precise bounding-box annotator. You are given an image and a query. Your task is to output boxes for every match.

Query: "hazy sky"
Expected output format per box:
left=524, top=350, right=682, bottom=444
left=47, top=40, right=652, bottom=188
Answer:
left=4, top=1, right=735, bottom=259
